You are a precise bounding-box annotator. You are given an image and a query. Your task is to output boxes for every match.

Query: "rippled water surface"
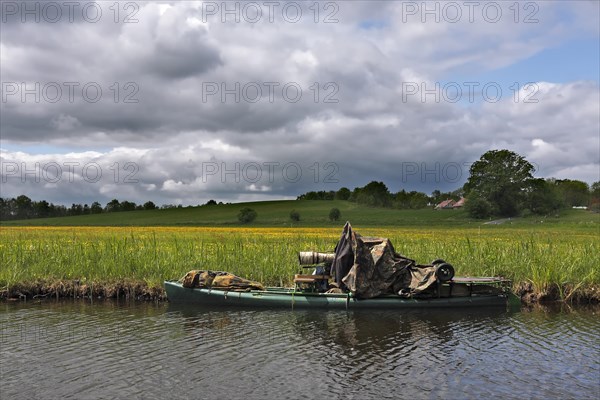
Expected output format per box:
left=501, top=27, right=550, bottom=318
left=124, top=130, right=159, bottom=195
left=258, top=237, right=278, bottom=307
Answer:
left=1, top=301, right=598, bottom=399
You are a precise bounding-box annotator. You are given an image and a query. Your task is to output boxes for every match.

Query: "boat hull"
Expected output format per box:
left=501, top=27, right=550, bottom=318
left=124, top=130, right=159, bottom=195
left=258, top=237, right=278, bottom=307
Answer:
left=164, top=281, right=514, bottom=309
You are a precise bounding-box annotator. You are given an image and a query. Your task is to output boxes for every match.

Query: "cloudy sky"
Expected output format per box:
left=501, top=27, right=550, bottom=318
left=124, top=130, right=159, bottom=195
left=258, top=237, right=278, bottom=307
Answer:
left=1, top=0, right=599, bottom=206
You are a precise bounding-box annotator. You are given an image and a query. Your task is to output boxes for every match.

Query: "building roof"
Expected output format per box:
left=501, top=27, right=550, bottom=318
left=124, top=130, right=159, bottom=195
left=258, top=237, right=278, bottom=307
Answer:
left=453, top=197, right=466, bottom=208
left=435, top=199, right=455, bottom=209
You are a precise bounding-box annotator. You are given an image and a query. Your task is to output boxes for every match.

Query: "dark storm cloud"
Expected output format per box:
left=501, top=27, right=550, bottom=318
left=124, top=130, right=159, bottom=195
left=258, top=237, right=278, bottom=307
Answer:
left=145, top=32, right=223, bottom=79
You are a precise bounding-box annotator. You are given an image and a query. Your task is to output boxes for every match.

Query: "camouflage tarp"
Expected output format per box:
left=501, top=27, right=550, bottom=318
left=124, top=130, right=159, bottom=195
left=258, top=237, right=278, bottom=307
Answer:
left=332, top=222, right=439, bottom=299
left=181, top=270, right=264, bottom=291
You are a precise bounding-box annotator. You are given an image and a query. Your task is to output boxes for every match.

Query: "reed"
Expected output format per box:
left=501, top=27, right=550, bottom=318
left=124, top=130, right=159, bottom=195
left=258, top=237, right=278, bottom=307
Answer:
left=0, top=226, right=598, bottom=302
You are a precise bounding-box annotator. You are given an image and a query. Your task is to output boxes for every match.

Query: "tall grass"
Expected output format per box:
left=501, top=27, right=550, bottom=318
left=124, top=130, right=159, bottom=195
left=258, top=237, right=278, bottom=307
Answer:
left=0, top=226, right=598, bottom=301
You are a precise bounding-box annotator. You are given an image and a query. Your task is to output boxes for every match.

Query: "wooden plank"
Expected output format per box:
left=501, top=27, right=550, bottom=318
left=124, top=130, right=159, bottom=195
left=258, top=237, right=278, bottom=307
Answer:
left=294, top=274, right=330, bottom=283
left=452, top=277, right=510, bottom=283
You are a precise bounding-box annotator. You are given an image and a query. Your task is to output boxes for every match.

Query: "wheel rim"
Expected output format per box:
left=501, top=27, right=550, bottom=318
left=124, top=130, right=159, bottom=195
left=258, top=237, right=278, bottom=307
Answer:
left=435, top=263, right=455, bottom=281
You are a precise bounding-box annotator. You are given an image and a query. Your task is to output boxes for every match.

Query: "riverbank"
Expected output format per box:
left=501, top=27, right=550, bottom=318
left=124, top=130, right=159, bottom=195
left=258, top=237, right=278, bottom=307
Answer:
left=1, top=279, right=167, bottom=302
left=2, top=278, right=599, bottom=305
left=1, top=226, right=598, bottom=304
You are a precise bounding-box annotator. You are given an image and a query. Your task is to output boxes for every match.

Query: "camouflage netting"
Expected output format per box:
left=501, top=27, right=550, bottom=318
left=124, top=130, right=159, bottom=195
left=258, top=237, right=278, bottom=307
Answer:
left=331, top=222, right=439, bottom=299
left=181, top=270, right=264, bottom=291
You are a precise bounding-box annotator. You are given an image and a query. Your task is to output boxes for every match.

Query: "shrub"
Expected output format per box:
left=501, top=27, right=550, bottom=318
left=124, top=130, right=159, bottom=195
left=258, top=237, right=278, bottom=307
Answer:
left=465, top=196, right=493, bottom=219
left=238, top=207, right=257, bottom=224
left=329, top=207, right=341, bottom=221
left=289, top=210, right=300, bottom=222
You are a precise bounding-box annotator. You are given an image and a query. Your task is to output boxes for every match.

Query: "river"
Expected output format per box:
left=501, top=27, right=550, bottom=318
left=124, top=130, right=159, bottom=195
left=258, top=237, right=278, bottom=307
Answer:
left=1, top=301, right=598, bottom=399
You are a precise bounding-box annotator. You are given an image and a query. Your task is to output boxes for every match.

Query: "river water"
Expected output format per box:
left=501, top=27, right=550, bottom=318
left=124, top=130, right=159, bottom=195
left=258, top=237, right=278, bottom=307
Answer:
left=1, top=301, right=598, bottom=400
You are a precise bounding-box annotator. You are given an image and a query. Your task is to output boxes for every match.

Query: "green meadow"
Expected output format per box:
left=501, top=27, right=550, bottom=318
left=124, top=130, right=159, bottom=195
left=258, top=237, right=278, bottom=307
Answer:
left=1, top=201, right=598, bottom=302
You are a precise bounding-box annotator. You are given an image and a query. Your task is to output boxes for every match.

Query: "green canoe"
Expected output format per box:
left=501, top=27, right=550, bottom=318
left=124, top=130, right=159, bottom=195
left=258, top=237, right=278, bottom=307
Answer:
left=164, top=279, right=519, bottom=309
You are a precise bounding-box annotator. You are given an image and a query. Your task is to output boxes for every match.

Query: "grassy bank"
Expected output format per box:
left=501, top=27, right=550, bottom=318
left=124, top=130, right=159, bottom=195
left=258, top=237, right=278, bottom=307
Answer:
left=1, top=225, right=598, bottom=303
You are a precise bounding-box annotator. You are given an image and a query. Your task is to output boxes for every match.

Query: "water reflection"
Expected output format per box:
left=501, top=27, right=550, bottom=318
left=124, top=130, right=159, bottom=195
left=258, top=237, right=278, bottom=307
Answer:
left=163, top=304, right=522, bottom=398
left=2, top=301, right=598, bottom=399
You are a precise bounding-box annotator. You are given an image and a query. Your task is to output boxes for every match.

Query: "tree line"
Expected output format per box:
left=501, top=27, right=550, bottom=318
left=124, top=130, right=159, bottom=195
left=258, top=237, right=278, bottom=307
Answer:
left=0, top=196, right=231, bottom=221
left=298, top=150, right=599, bottom=219
left=0, top=197, right=161, bottom=221
left=297, top=184, right=462, bottom=209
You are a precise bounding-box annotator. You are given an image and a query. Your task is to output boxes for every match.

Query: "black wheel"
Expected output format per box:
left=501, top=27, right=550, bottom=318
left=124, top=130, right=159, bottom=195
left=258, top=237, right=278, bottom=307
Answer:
left=431, top=258, right=446, bottom=265
left=435, top=263, right=455, bottom=282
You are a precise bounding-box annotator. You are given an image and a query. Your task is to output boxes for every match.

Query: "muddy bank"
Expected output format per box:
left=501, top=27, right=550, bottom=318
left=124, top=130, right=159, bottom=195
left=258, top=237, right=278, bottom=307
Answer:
left=514, top=282, right=599, bottom=305
left=2, top=279, right=599, bottom=304
left=1, top=279, right=166, bottom=302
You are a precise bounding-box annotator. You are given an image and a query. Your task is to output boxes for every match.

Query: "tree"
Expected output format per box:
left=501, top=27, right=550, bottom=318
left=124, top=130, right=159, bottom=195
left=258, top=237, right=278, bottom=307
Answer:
left=143, top=201, right=157, bottom=210
left=69, top=203, right=83, bottom=215
left=431, top=189, right=442, bottom=204
left=105, top=199, right=121, bottom=212
left=0, top=198, right=10, bottom=220
left=591, top=181, right=600, bottom=197
left=120, top=201, right=137, bottom=212
left=464, top=194, right=493, bottom=219
left=335, top=187, right=351, bottom=200
left=34, top=200, right=51, bottom=218
left=289, top=210, right=300, bottom=222
left=15, top=195, right=33, bottom=219
left=353, top=181, right=391, bottom=207
left=554, top=179, right=590, bottom=207
left=464, top=150, right=535, bottom=217
left=90, top=202, right=103, bottom=214
left=297, top=191, right=335, bottom=200
left=526, top=179, right=562, bottom=215
left=408, top=191, right=429, bottom=209
left=238, top=207, right=257, bottom=224
left=589, top=181, right=600, bottom=212
left=329, top=207, right=341, bottom=221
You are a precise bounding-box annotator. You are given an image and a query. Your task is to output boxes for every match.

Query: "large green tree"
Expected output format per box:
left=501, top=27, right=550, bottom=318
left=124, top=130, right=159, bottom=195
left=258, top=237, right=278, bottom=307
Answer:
left=464, top=150, right=535, bottom=217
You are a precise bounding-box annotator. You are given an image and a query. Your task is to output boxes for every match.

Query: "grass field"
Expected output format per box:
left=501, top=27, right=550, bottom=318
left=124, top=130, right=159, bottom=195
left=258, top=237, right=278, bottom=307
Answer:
left=1, top=211, right=599, bottom=302
left=1, top=201, right=598, bottom=302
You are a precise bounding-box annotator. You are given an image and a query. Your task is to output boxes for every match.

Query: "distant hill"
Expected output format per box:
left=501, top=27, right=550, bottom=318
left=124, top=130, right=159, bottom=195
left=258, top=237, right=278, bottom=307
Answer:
left=1, top=199, right=595, bottom=228
left=2, top=200, right=474, bottom=227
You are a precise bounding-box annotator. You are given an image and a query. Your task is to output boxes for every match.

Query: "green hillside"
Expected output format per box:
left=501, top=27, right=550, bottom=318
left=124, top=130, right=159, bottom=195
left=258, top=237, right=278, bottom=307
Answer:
left=3, top=200, right=450, bottom=226
left=1, top=199, right=597, bottom=228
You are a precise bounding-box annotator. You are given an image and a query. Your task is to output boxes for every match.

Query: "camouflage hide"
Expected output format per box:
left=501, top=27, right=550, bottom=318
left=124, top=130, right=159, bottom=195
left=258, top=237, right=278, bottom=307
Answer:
left=331, top=222, right=358, bottom=291
left=333, top=222, right=439, bottom=299
left=394, top=264, right=439, bottom=296
left=181, top=270, right=264, bottom=291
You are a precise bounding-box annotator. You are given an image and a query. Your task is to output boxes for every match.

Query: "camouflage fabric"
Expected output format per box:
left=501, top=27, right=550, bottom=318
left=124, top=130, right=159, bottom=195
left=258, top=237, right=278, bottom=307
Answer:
left=394, top=264, right=439, bottom=296
left=331, top=222, right=358, bottom=291
left=333, top=223, right=440, bottom=299
left=181, top=270, right=264, bottom=291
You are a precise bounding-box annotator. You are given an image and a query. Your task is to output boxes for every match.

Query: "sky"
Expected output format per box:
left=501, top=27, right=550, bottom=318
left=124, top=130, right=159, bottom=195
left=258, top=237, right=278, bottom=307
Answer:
left=1, top=0, right=599, bottom=206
